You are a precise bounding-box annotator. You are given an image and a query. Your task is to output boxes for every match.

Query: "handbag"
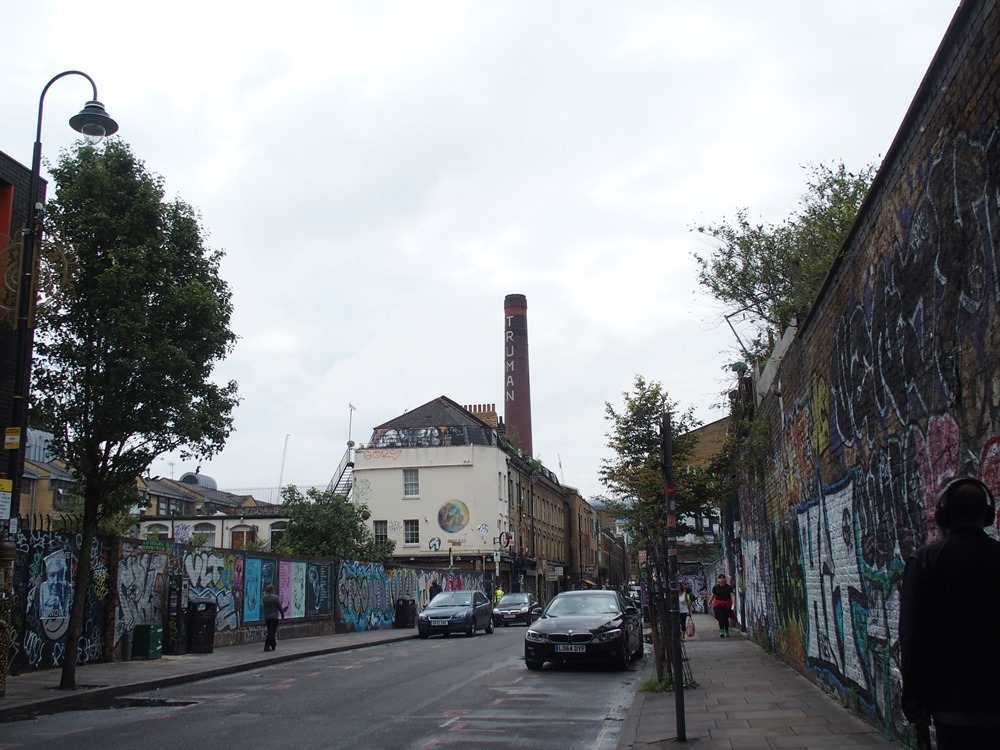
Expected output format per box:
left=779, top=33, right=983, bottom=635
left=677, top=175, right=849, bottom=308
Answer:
left=685, top=615, right=695, bottom=637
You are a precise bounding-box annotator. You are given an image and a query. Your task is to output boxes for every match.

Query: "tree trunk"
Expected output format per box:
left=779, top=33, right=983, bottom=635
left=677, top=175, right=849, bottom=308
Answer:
left=59, top=489, right=100, bottom=690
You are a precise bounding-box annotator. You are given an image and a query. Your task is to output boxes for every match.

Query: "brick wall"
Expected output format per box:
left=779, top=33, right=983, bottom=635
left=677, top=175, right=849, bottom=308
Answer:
left=737, top=0, right=1000, bottom=742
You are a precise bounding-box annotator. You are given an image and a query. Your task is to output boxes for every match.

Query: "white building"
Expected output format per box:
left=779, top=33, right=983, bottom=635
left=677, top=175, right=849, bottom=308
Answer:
left=352, top=396, right=578, bottom=601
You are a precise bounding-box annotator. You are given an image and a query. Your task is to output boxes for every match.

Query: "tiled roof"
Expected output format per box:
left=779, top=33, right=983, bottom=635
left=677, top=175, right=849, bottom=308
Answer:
left=374, top=395, right=493, bottom=430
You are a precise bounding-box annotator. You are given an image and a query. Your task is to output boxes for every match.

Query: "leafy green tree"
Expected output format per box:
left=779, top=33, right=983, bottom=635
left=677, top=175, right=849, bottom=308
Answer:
left=32, top=140, right=239, bottom=689
left=693, top=162, right=876, bottom=361
left=275, top=485, right=395, bottom=563
left=598, top=375, right=718, bottom=680
left=598, top=375, right=713, bottom=537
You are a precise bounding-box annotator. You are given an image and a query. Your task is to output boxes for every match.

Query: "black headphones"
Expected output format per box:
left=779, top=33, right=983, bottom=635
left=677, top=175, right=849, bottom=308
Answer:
left=934, top=477, right=997, bottom=529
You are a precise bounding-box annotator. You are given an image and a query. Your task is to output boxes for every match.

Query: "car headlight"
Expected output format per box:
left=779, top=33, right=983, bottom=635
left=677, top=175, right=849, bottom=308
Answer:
left=525, top=629, right=548, bottom=643
left=417, top=614, right=428, bottom=622
left=595, top=628, right=623, bottom=643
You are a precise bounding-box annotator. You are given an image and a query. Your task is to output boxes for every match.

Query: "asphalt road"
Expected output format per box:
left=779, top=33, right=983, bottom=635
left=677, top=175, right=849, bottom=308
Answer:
left=1, top=626, right=645, bottom=749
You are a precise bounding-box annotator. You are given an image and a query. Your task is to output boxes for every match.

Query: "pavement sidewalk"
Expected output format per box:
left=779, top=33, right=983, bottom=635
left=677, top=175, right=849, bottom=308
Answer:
left=618, top=613, right=899, bottom=749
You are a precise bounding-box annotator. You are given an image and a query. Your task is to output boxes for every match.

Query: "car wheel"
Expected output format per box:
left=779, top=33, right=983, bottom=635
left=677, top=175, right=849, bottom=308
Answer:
left=468, top=619, right=476, bottom=637
left=633, top=634, right=644, bottom=659
left=485, top=618, right=494, bottom=634
left=525, top=659, right=543, bottom=671
left=618, top=641, right=631, bottom=670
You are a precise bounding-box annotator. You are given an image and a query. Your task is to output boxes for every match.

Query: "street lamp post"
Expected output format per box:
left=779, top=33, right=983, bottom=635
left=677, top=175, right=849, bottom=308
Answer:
left=1, top=70, right=117, bottom=698
left=5, top=71, right=118, bottom=528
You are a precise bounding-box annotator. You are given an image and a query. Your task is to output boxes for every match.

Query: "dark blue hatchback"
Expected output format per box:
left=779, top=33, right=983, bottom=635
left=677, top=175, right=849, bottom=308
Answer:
left=417, top=589, right=495, bottom=638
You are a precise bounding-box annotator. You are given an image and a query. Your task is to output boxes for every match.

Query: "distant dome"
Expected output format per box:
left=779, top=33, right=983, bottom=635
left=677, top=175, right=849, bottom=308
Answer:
left=179, top=472, right=218, bottom=490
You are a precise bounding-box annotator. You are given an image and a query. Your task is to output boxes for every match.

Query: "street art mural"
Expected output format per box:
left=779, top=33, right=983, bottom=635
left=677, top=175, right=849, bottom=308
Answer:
left=6, top=530, right=347, bottom=671
left=244, top=557, right=262, bottom=621
left=438, top=500, right=470, bottom=533
left=386, top=566, right=485, bottom=609
left=738, top=21, right=1000, bottom=744
left=290, top=561, right=306, bottom=618
left=306, top=563, right=332, bottom=617
left=185, top=549, right=240, bottom=632
left=10, top=530, right=111, bottom=671
left=339, top=561, right=393, bottom=631
left=115, top=544, right=168, bottom=645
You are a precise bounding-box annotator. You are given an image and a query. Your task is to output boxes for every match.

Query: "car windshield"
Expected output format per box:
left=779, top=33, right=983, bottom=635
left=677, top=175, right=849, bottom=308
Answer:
left=546, top=595, right=621, bottom=617
left=497, top=594, right=530, bottom=607
left=429, top=592, right=472, bottom=607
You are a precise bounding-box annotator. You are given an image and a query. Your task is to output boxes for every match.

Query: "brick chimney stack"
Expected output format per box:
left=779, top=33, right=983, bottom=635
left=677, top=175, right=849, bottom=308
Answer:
left=503, top=294, right=532, bottom=457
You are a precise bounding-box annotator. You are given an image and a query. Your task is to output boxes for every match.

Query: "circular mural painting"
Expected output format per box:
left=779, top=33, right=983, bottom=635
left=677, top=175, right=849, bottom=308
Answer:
left=438, top=500, right=471, bottom=533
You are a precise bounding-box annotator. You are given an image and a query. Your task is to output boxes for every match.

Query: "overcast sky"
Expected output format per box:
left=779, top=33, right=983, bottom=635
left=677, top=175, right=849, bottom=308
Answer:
left=3, top=2, right=959, bottom=501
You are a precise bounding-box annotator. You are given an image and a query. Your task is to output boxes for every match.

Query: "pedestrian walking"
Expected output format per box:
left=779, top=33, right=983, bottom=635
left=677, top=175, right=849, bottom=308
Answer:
left=678, top=584, right=694, bottom=640
left=494, top=586, right=505, bottom=604
left=899, top=477, right=1000, bottom=749
left=707, top=574, right=734, bottom=638
left=429, top=579, right=442, bottom=600
left=262, top=584, right=286, bottom=652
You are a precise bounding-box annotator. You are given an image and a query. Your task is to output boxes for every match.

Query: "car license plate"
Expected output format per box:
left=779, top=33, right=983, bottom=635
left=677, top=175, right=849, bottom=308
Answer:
left=503, top=613, right=515, bottom=619
left=431, top=621, right=447, bottom=626
left=555, top=644, right=586, bottom=653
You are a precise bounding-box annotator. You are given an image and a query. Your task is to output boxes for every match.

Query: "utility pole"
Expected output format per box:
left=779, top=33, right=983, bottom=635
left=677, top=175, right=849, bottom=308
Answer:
left=661, top=412, right=686, bottom=741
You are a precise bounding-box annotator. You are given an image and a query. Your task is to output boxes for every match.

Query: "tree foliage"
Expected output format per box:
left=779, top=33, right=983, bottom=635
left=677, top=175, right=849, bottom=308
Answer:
left=597, top=375, right=715, bottom=543
left=32, top=139, right=240, bottom=688
left=598, top=375, right=719, bottom=680
left=275, top=485, right=395, bottom=563
left=693, top=162, right=876, bottom=361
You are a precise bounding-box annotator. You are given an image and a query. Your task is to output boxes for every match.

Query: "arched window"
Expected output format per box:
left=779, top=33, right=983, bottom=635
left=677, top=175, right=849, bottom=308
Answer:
left=269, top=521, right=287, bottom=549
left=145, top=523, right=169, bottom=540
left=230, top=524, right=255, bottom=550
left=194, top=522, right=217, bottom=547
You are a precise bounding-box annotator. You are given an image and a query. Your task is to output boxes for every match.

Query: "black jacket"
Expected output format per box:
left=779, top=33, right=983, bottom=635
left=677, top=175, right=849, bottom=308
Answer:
left=262, top=592, right=285, bottom=621
left=899, top=527, right=1000, bottom=718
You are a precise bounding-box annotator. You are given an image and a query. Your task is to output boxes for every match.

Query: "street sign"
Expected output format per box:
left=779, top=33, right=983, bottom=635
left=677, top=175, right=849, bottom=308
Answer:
left=0, top=477, right=12, bottom=519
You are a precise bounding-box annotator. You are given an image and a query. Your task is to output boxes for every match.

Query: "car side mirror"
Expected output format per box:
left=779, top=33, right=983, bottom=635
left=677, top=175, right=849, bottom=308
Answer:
left=625, top=605, right=638, bottom=615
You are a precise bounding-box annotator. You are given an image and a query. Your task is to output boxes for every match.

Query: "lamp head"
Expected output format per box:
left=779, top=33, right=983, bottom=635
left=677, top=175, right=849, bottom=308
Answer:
left=69, top=100, right=119, bottom=144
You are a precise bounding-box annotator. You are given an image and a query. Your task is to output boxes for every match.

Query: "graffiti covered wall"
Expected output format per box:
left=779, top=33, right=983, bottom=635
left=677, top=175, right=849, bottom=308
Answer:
left=7, top=531, right=340, bottom=671
left=738, top=2, right=1000, bottom=743
left=10, top=529, right=111, bottom=673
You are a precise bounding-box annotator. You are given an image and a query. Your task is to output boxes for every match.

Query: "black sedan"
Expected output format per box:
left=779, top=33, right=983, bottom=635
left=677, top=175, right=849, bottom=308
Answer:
left=417, top=590, right=495, bottom=638
left=524, top=590, right=643, bottom=670
left=493, top=592, right=540, bottom=626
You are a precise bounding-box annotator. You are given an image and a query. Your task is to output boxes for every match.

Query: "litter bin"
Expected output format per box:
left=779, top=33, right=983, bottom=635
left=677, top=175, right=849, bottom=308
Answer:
left=133, top=623, right=163, bottom=660
left=394, top=598, right=416, bottom=628
left=188, top=599, right=218, bottom=653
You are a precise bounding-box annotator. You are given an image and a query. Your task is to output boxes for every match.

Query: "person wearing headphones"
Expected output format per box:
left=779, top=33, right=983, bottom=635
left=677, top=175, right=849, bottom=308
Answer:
left=899, top=477, right=1000, bottom=748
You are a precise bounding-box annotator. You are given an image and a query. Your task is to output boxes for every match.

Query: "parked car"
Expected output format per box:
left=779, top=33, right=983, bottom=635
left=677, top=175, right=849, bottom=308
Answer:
left=493, top=592, right=540, bottom=627
left=524, top=590, right=643, bottom=670
left=417, top=589, right=495, bottom=638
